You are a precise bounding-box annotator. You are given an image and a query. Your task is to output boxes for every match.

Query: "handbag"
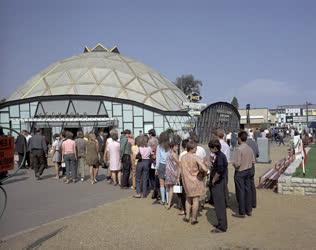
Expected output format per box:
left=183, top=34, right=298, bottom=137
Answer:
left=136, top=151, right=142, bottom=161
left=173, top=184, right=183, bottom=193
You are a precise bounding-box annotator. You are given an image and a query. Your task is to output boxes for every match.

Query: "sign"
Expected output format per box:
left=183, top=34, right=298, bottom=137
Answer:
left=183, top=102, right=207, bottom=110
left=286, top=116, right=293, bottom=124
left=187, top=92, right=202, bottom=103
left=0, top=136, right=15, bottom=172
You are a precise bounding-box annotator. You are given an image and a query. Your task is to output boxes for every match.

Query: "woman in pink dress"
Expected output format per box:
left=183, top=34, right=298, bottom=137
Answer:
left=106, top=130, right=121, bottom=186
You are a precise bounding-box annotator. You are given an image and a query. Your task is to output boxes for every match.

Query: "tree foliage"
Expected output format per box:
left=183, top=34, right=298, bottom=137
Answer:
left=231, top=96, right=239, bottom=109
left=175, top=74, right=202, bottom=95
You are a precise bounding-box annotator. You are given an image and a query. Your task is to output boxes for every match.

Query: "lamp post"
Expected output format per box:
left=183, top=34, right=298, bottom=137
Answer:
left=246, top=104, right=250, bottom=128
left=306, top=101, right=312, bottom=127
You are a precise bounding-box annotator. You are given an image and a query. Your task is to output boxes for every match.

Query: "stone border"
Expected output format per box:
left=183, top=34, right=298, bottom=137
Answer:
left=278, top=175, right=316, bottom=196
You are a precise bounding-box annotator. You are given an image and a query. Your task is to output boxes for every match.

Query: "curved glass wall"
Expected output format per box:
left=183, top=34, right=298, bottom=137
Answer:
left=0, top=99, right=190, bottom=137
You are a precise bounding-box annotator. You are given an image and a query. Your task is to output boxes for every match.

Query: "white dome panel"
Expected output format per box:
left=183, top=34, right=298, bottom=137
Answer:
left=7, top=49, right=188, bottom=111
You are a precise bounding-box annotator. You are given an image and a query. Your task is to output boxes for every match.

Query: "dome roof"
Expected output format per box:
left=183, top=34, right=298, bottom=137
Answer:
left=8, top=44, right=187, bottom=111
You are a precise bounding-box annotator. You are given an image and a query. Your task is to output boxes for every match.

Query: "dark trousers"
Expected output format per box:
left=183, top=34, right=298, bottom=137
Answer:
left=211, top=178, right=228, bottom=232
left=177, top=178, right=186, bottom=211
left=26, top=151, right=31, bottom=168
left=121, top=154, right=131, bottom=187
left=31, top=150, right=46, bottom=177
left=64, top=154, right=77, bottom=180
left=250, top=166, right=257, bottom=208
left=224, top=170, right=229, bottom=207
left=18, top=153, right=26, bottom=168
left=136, top=159, right=150, bottom=196
left=234, top=169, right=252, bottom=215
left=149, top=168, right=156, bottom=190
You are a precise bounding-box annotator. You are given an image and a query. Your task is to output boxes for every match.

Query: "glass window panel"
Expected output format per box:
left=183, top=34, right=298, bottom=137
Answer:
left=41, top=101, right=69, bottom=115
left=116, top=117, right=123, bottom=128
left=155, top=127, right=163, bottom=136
left=123, top=104, right=132, bottom=111
left=0, top=107, right=8, bottom=112
left=107, top=109, right=112, bottom=117
left=134, top=128, right=143, bottom=137
left=124, top=122, right=133, bottom=131
left=20, top=123, right=27, bottom=131
left=144, top=110, right=153, bottom=122
left=134, top=116, right=143, bottom=127
left=0, top=113, right=9, bottom=123
left=72, top=100, right=100, bottom=115
left=30, top=102, right=38, bottom=117
left=104, top=101, right=112, bottom=111
left=113, top=104, right=122, bottom=116
left=144, top=123, right=154, bottom=133
left=20, top=111, right=30, bottom=118
left=123, top=110, right=133, bottom=122
left=20, top=103, right=30, bottom=112
left=133, top=106, right=143, bottom=116
left=9, top=105, right=20, bottom=118
left=154, top=115, right=163, bottom=127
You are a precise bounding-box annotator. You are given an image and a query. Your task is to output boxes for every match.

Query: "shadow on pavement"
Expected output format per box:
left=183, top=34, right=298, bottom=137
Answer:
left=205, top=207, right=218, bottom=226
left=3, top=177, right=29, bottom=185
left=24, top=226, right=67, bottom=250
left=40, top=174, right=57, bottom=180
left=227, top=192, right=239, bottom=214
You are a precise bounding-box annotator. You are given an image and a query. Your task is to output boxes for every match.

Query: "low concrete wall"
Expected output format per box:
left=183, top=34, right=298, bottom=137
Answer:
left=278, top=175, right=316, bottom=196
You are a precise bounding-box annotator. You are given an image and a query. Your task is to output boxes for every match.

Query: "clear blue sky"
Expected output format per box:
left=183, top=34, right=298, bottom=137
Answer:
left=1, top=0, right=315, bottom=108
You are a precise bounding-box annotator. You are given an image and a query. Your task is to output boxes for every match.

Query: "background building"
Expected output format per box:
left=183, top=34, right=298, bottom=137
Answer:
left=238, top=108, right=275, bottom=128
left=276, top=104, right=316, bottom=128
left=0, top=44, right=190, bottom=139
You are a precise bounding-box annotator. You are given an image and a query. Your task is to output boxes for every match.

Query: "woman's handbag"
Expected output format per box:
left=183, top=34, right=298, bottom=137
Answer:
left=173, top=184, right=183, bottom=193
left=136, top=151, right=142, bottom=161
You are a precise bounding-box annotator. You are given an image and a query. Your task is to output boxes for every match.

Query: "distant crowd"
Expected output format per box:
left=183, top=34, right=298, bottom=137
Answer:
left=3, top=124, right=315, bottom=233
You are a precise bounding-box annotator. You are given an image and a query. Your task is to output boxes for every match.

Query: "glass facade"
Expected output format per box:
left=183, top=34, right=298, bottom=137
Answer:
left=0, top=98, right=190, bottom=137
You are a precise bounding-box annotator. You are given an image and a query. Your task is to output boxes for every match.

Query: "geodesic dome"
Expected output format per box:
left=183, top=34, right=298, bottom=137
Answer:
left=8, top=43, right=187, bottom=111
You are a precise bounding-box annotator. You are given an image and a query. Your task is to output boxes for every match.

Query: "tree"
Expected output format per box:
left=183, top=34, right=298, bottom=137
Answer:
left=175, top=74, right=202, bottom=95
left=231, top=96, right=239, bottom=109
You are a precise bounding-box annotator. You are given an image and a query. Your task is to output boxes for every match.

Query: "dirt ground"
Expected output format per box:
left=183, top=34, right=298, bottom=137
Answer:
left=1, top=144, right=316, bottom=250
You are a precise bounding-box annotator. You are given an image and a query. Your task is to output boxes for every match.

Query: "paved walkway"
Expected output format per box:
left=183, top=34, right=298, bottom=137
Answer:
left=0, top=167, right=133, bottom=239
left=1, top=144, right=316, bottom=249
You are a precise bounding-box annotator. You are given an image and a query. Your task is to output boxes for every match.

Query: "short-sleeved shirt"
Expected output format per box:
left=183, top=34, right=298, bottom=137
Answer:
left=195, top=146, right=206, bottom=161
left=62, top=139, right=76, bottom=155
left=232, top=143, right=255, bottom=171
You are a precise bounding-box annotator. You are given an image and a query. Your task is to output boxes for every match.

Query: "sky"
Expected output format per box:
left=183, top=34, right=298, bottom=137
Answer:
left=0, top=0, right=315, bottom=108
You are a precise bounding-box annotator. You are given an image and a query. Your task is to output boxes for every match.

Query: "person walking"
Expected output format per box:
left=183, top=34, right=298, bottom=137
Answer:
left=165, top=140, right=180, bottom=209
left=133, top=135, right=152, bottom=198
left=28, top=128, right=48, bottom=180
left=120, top=129, right=132, bottom=188
left=15, top=131, right=27, bottom=169
left=208, top=139, right=228, bottom=233
left=96, top=129, right=106, bottom=169
left=51, top=133, right=62, bottom=179
left=180, top=140, right=208, bottom=225
left=104, top=131, right=114, bottom=182
left=75, top=131, right=87, bottom=182
left=86, top=133, right=99, bottom=184
left=62, top=131, right=77, bottom=184
left=106, top=130, right=121, bottom=186
left=23, top=130, right=32, bottom=168
left=232, top=131, right=256, bottom=218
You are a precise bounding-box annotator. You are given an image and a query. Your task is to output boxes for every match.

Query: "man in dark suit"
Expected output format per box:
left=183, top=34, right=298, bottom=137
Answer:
left=208, top=139, right=228, bottom=233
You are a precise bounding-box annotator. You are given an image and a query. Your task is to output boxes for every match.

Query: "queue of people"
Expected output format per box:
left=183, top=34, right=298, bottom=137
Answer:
left=12, top=126, right=261, bottom=234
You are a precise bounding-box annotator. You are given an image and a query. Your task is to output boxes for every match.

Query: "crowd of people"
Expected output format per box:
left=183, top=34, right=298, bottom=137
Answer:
left=8, top=124, right=314, bottom=233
